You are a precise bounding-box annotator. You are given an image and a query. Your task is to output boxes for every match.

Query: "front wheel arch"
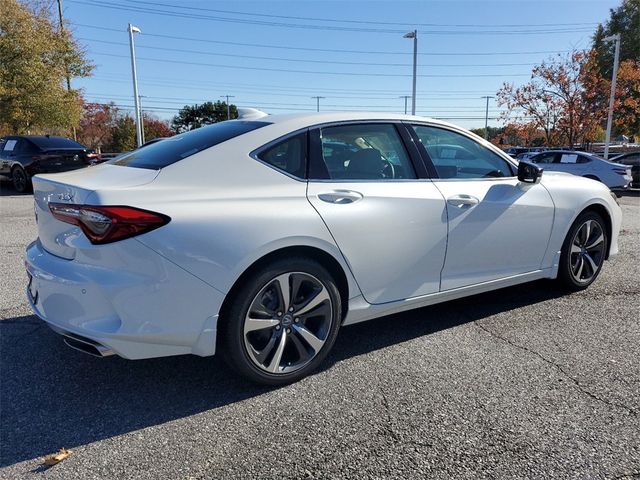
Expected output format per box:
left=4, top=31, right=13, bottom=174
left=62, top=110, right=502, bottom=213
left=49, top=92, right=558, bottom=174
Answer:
left=580, top=204, right=612, bottom=260
left=583, top=174, right=601, bottom=182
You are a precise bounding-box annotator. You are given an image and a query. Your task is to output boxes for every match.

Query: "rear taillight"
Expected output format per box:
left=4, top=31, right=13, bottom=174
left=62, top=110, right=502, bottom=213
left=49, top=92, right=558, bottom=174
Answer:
left=49, top=203, right=170, bottom=244
left=613, top=167, right=629, bottom=176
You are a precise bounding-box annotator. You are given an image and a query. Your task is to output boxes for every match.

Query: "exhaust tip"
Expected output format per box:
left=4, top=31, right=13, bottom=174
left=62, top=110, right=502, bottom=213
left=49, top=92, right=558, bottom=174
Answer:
left=63, top=336, right=114, bottom=358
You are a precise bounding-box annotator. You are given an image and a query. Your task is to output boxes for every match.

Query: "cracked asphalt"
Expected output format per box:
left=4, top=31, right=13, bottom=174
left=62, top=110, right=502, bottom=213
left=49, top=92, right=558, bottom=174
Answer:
left=1, top=181, right=639, bottom=479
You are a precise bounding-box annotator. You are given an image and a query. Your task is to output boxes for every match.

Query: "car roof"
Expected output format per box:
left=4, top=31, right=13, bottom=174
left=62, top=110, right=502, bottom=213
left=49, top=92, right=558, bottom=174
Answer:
left=251, top=111, right=457, bottom=129
left=1, top=135, right=84, bottom=149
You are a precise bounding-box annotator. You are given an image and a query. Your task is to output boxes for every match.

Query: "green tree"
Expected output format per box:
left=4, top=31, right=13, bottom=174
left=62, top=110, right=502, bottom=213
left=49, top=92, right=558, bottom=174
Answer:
left=589, top=1, right=640, bottom=137
left=171, top=101, right=237, bottom=133
left=108, top=116, right=137, bottom=152
left=592, top=0, right=640, bottom=78
left=0, top=0, right=93, bottom=134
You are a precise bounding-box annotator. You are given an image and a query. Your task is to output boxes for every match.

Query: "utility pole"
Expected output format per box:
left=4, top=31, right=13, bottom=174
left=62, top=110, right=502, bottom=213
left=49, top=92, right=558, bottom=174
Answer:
left=56, top=0, right=76, bottom=140
left=221, top=95, right=235, bottom=120
left=399, top=95, right=411, bottom=115
left=127, top=23, right=143, bottom=148
left=403, top=30, right=418, bottom=115
left=481, top=96, right=494, bottom=140
left=603, top=34, right=621, bottom=160
left=311, top=96, right=325, bottom=112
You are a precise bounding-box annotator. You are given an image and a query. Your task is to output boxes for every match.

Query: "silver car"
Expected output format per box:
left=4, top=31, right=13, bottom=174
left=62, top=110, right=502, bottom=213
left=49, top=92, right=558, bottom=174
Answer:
left=529, top=150, right=632, bottom=192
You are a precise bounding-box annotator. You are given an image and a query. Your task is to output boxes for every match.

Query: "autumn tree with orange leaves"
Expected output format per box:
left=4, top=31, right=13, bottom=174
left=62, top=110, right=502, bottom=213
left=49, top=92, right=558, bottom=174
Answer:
left=497, top=51, right=606, bottom=147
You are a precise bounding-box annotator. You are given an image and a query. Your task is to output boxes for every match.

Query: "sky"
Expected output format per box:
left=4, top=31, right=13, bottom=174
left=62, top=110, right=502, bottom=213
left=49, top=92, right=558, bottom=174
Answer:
left=62, top=0, right=620, bottom=130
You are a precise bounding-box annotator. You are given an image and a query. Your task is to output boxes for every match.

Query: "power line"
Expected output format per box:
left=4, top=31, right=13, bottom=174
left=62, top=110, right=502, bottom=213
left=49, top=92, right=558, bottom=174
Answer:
left=69, top=1, right=594, bottom=36
left=90, top=51, right=530, bottom=78
left=121, top=0, right=599, bottom=29
left=74, top=23, right=577, bottom=57
left=79, top=37, right=540, bottom=68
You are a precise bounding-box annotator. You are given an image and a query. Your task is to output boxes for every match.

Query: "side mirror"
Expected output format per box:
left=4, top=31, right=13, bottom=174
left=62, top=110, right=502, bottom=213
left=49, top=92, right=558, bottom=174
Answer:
left=518, top=160, right=543, bottom=184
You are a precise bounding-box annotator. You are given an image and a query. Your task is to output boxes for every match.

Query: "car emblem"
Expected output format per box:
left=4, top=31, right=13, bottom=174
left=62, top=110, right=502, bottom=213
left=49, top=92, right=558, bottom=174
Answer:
left=73, top=154, right=79, bottom=162
left=57, top=191, right=75, bottom=201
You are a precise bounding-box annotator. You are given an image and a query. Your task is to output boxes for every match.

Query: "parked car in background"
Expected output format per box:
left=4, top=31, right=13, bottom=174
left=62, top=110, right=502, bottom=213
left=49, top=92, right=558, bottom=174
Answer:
left=516, top=152, right=539, bottom=161
left=528, top=150, right=632, bottom=193
left=25, top=112, right=621, bottom=385
left=610, top=152, right=640, bottom=187
left=504, top=146, right=530, bottom=158
left=0, top=136, right=99, bottom=193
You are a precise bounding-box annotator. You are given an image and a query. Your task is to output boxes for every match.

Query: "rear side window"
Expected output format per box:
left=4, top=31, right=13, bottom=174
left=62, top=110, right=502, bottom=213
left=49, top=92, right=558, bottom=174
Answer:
left=258, top=132, right=307, bottom=178
left=315, top=123, right=416, bottom=180
left=113, top=121, right=269, bottom=170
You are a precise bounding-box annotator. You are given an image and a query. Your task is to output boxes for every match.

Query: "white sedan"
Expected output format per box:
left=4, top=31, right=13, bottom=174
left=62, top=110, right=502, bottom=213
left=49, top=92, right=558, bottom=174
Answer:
left=25, top=112, right=622, bottom=384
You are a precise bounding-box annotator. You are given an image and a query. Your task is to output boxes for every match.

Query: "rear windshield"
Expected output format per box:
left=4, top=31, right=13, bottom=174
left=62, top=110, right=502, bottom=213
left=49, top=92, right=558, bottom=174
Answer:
left=29, top=137, right=86, bottom=149
left=112, top=121, right=269, bottom=170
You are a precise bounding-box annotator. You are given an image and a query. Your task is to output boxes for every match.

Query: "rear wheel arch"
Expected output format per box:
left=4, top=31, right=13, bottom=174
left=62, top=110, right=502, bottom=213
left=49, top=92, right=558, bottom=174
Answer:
left=217, top=245, right=350, bottom=350
left=583, top=174, right=600, bottom=182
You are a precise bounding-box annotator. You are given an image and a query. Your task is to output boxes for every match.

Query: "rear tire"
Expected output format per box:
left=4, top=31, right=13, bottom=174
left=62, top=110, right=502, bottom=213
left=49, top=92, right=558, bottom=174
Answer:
left=557, top=211, right=608, bottom=291
left=11, top=166, right=31, bottom=193
left=220, top=257, right=342, bottom=385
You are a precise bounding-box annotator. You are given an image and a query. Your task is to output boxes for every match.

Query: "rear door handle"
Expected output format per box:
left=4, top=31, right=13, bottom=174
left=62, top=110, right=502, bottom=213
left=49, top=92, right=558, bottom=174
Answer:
left=447, top=194, right=479, bottom=208
left=318, top=190, right=363, bottom=204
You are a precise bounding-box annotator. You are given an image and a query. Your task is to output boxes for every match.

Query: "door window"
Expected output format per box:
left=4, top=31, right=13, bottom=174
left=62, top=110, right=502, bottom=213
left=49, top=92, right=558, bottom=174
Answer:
left=411, top=125, right=515, bottom=179
left=316, top=124, right=416, bottom=180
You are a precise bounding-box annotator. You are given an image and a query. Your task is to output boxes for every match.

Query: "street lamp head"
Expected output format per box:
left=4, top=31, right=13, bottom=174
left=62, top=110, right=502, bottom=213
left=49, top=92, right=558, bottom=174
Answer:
left=602, top=34, right=620, bottom=42
left=129, top=24, right=141, bottom=34
left=403, top=31, right=416, bottom=39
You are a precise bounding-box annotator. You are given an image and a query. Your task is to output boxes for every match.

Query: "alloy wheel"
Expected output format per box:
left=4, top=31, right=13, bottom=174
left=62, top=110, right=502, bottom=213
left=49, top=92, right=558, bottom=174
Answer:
left=569, top=219, right=605, bottom=284
left=243, top=272, right=333, bottom=374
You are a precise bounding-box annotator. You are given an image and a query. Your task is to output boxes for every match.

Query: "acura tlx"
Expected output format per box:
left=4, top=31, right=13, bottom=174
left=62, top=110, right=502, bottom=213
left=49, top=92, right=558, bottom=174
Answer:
left=25, top=112, right=621, bottom=384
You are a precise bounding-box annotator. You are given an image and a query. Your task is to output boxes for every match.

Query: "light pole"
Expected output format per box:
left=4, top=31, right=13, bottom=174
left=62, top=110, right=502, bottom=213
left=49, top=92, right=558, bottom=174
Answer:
left=138, top=95, right=146, bottom=145
left=399, top=95, right=411, bottom=115
left=56, top=0, right=76, bottom=141
left=403, top=30, right=417, bottom=115
left=127, top=23, right=143, bottom=148
left=481, top=96, right=494, bottom=140
left=603, top=34, right=621, bottom=160
left=311, top=96, right=325, bottom=112
left=221, top=95, right=235, bottom=120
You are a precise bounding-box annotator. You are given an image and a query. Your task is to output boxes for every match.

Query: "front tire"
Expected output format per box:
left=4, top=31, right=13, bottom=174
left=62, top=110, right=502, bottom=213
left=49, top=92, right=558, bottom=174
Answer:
left=220, top=257, right=342, bottom=385
left=557, top=211, right=608, bottom=290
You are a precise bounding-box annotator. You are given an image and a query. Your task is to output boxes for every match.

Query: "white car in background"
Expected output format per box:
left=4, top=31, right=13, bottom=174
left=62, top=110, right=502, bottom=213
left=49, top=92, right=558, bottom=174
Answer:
left=25, top=112, right=622, bottom=384
left=528, top=150, right=632, bottom=193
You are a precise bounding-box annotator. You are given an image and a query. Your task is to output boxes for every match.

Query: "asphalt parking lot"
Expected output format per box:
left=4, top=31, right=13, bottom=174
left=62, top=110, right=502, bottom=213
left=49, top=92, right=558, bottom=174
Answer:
left=1, top=182, right=639, bottom=479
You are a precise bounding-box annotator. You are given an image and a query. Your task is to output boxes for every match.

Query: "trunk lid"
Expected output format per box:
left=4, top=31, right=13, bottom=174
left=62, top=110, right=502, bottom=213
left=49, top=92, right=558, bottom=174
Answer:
left=35, top=148, right=92, bottom=171
left=33, top=164, right=160, bottom=259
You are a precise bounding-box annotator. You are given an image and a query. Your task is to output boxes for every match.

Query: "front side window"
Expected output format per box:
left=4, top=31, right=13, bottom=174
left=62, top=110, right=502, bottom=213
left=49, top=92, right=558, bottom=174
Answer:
left=113, top=120, right=269, bottom=170
left=317, top=123, right=416, bottom=180
left=258, top=132, right=307, bottom=178
left=412, top=125, right=515, bottom=179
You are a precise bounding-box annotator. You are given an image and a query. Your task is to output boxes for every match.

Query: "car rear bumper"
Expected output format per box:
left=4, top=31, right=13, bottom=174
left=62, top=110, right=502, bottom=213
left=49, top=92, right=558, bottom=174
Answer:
left=24, top=239, right=224, bottom=359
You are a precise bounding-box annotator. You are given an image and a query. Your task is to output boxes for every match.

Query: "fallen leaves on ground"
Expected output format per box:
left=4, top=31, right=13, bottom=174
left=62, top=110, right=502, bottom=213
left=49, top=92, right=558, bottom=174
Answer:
left=43, top=448, right=72, bottom=466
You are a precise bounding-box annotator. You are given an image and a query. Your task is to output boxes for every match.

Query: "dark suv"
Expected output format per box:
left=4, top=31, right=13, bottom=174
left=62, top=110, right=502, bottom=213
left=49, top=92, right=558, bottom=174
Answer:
left=0, top=136, right=98, bottom=193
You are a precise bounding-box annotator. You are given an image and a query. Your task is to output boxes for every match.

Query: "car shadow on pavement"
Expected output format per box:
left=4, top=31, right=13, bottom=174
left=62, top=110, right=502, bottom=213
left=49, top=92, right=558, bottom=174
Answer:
left=0, top=177, right=28, bottom=196
left=0, top=280, right=563, bottom=468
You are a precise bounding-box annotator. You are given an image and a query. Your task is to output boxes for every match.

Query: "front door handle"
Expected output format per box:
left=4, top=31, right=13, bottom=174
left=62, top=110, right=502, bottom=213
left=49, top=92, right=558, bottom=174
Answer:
left=318, top=190, right=364, bottom=204
left=447, top=194, right=479, bottom=208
